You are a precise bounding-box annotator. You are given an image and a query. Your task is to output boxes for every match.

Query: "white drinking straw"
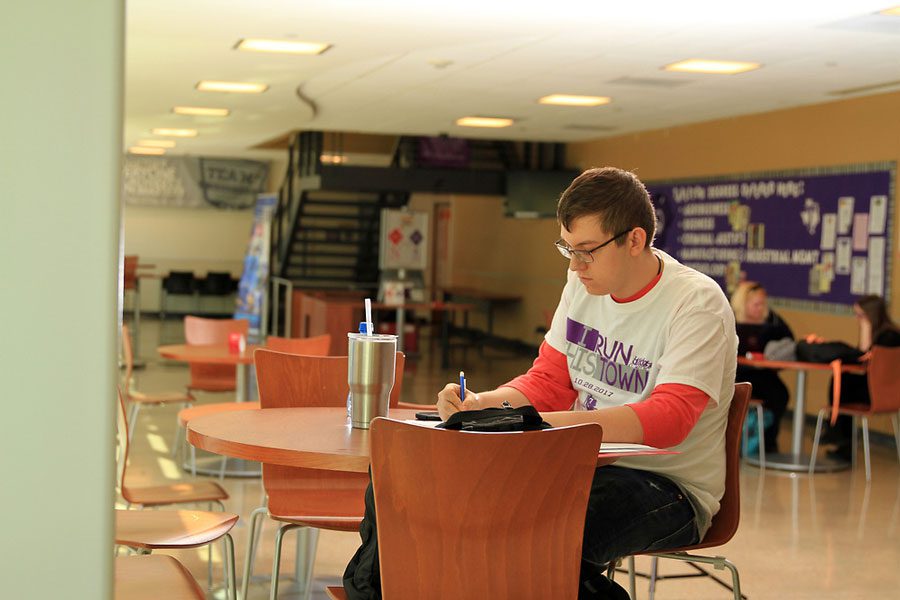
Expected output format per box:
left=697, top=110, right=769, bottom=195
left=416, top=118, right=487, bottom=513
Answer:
left=364, top=297, right=373, bottom=336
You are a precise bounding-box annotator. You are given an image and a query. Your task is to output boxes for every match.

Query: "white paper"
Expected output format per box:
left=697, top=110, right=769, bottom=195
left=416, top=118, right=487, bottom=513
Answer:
left=851, top=257, right=867, bottom=295
left=852, top=214, right=869, bottom=251
left=402, top=419, right=441, bottom=428
left=837, top=196, right=854, bottom=234
left=835, top=238, right=852, bottom=275
left=820, top=213, right=836, bottom=250
left=868, top=196, right=887, bottom=235
left=867, top=237, right=885, bottom=296
left=599, top=442, right=661, bottom=454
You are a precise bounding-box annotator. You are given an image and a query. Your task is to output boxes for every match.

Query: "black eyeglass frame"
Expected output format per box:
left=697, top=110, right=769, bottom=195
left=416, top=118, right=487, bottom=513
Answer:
left=554, top=228, right=633, bottom=263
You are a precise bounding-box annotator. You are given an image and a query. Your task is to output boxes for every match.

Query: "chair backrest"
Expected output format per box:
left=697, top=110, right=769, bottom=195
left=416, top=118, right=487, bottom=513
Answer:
left=123, top=255, right=139, bottom=291
left=183, top=317, right=249, bottom=389
left=115, top=387, right=131, bottom=498
left=254, top=348, right=406, bottom=520
left=697, top=382, right=752, bottom=547
left=162, top=271, right=196, bottom=295
left=266, top=334, right=332, bottom=356
left=370, top=419, right=604, bottom=599
left=197, top=271, right=234, bottom=296
left=866, top=345, right=900, bottom=413
left=121, top=324, right=135, bottom=392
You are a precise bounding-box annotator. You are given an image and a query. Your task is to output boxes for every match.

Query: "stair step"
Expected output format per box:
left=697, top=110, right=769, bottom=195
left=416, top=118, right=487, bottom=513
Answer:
left=299, top=212, right=368, bottom=221
left=303, top=199, right=382, bottom=208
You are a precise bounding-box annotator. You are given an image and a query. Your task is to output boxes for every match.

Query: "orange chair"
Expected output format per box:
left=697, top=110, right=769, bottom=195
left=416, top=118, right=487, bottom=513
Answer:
left=121, top=324, right=194, bottom=446
left=621, top=382, right=751, bottom=600
left=246, top=349, right=405, bottom=600
left=183, top=316, right=249, bottom=393
left=115, top=509, right=238, bottom=600
left=115, top=554, right=205, bottom=600
left=810, top=345, right=900, bottom=481
left=175, top=333, right=333, bottom=475
left=116, top=387, right=228, bottom=510
left=326, top=418, right=603, bottom=599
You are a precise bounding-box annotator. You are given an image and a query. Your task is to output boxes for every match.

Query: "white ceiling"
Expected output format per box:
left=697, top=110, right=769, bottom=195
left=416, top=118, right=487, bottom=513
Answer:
left=125, top=1, right=900, bottom=160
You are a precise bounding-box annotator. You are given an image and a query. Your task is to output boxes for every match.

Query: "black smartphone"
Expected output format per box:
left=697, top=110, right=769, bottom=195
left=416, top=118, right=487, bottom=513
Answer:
left=415, top=411, right=443, bottom=421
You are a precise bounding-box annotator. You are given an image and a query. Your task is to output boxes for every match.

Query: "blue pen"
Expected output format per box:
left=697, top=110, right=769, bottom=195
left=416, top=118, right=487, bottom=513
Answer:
left=459, top=370, right=466, bottom=402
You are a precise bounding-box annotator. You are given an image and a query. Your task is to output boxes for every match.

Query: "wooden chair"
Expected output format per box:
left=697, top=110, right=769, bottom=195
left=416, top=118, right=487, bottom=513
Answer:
left=116, top=387, right=228, bottom=510
left=326, top=418, right=604, bottom=599
left=183, top=316, right=249, bottom=393
left=121, top=324, right=194, bottom=447
left=810, top=345, right=900, bottom=481
left=175, top=333, right=333, bottom=476
left=115, top=555, right=205, bottom=599
left=115, top=509, right=238, bottom=600
left=247, top=349, right=405, bottom=600
left=624, top=382, right=751, bottom=600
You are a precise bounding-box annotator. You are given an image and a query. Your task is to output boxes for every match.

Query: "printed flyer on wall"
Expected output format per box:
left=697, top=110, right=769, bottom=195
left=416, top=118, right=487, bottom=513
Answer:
left=234, top=194, right=278, bottom=335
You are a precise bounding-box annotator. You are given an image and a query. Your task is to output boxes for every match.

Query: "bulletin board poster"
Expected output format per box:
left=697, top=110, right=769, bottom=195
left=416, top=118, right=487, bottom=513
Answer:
left=646, top=164, right=894, bottom=310
left=379, top=209, right=429, bottom=270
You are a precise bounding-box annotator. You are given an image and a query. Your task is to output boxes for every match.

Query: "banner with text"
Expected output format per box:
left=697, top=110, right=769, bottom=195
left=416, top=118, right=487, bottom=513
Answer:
left=123, top=155, right=269, bottom=209
left=646, top=164, right=894, bottom=308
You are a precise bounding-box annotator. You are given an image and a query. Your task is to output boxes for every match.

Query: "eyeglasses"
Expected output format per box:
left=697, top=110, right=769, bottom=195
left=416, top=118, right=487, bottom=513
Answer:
left=554, top=229, right=632, bottom=264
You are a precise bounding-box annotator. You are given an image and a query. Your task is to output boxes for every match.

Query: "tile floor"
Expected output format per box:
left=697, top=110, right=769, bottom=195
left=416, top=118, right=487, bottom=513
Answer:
left=120, top=317, right=900, bottom=599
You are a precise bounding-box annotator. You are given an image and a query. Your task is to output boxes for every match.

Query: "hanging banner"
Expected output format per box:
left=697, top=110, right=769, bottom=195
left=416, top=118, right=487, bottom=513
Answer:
left=123, top=155, right=269, bottom=209
left=234, top=194, right=278, bottom=335
left=646, top=164, right=894, bottom=310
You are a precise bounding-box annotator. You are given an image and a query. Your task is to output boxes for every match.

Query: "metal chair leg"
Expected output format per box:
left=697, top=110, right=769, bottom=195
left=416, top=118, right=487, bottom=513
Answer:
left=127, top=403, right=141, bottom=445
left=627, top=556, right=636, bottom=600
left=809, top=409, right=827, bottom=475
left=862, top=416, right=871, bottom=482
left=851, top=416, right=859, bottom=468
left=893, top=412, right=900, bottom=465
left=649, top=556, right=658, bottom=600
left=270, top=523, right=302, bottom=600
left=755, top=403, right=765, bottom=469
left=222, top=533, right=236, bottom=600
left=241, top=505, right=268, bottom=600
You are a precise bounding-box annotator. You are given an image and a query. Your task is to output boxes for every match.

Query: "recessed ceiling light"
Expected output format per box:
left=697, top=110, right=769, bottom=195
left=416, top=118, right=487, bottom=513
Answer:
left=151, top=128, right=198, bottom=137
left=196, top=80, right=268, bottom=93
left=236, top=38, right=331, bottom=55
left=173, top=106, right=230, bottom=117
left=663, top=59, right=761, bottom=74
left=455, top=116, right=514, bottom=128
left=538, top=94, right=611, bottom=107
left=880, top=6, right=900, bottom=15
left=129, top=146, right=166, bottom=155
left=320, top=154, right=345, bottom=164
left=137, top=139, right=176, bottom=148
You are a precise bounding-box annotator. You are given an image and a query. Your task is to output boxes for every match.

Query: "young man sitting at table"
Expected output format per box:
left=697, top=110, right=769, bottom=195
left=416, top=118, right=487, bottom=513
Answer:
left=437, top=167, right=738, bottom=600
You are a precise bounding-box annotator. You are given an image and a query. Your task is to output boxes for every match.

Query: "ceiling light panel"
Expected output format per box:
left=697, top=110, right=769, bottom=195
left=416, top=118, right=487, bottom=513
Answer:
left=455, top=116, right=514, bottom=128
left=538, top=94, right=611, bottom=106
left=236, top=38, right=331, bottom=55
left=663, top=59, right=761, bottom=74
left=137, top=139, right=176, bottom=148
left=196, top=81, right=268, bottom=93
left=173, top=106, right=230, bottom=117
left=129, top=146, right=166, bottom=155
left=151, top=128, right=198, bottom=137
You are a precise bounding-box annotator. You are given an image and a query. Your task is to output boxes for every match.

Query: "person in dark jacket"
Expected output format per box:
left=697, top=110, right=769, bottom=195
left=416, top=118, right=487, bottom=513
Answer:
left=731, top=282, right=794, bottom=453
left=822, top=295, right=900, bottom=460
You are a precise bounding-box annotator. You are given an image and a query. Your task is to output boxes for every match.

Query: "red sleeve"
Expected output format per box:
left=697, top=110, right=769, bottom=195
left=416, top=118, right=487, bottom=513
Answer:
left=500, top=341, right=577, bottom=411
left=628, top=383, right=709, bottom=448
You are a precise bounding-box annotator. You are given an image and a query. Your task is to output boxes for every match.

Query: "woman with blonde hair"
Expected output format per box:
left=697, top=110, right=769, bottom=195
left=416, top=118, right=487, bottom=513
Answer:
left=731, top=281, right=794, bottom=453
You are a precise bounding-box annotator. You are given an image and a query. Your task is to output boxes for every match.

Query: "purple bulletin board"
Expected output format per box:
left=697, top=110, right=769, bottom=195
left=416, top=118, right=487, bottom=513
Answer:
left=646, top=164, right=894, bottom=310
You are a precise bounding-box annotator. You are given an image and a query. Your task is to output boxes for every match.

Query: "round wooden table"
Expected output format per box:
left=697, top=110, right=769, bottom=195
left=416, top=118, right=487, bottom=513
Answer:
left=188, top=407, right=419, bottom=473
left=158, top=343, right=261, bottom=402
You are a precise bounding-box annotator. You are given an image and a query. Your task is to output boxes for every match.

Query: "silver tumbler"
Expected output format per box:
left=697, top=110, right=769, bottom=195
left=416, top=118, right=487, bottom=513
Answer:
left=347, top=332, right=397, bottom=429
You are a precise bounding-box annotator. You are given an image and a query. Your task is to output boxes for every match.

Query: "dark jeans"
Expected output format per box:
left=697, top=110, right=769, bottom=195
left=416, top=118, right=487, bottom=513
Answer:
left=579, top=466, right=700, bottom=599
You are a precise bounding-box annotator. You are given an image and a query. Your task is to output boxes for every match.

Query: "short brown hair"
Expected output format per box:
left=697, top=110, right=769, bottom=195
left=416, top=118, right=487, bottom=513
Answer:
left=557, top=167, right=656, bottom=248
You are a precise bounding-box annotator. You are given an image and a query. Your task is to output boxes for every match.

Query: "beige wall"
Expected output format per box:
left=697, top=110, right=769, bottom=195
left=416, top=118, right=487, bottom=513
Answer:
left=443, top=90, right=899, bottom=435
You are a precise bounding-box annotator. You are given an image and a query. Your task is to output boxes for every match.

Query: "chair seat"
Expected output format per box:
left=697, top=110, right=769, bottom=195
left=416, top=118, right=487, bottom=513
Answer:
left=115, top=555, right=204, bottom=599
left=325, top=586, right=348, bottom=600
left=122, top=481, right=228, bottom=507
left=269, top=513, right=363, bottom=531
left=130, top=390, right=193, bottom=405
left=115, top=509, right=238, bottom=550
left=178, top=401, right=260, bottom=427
